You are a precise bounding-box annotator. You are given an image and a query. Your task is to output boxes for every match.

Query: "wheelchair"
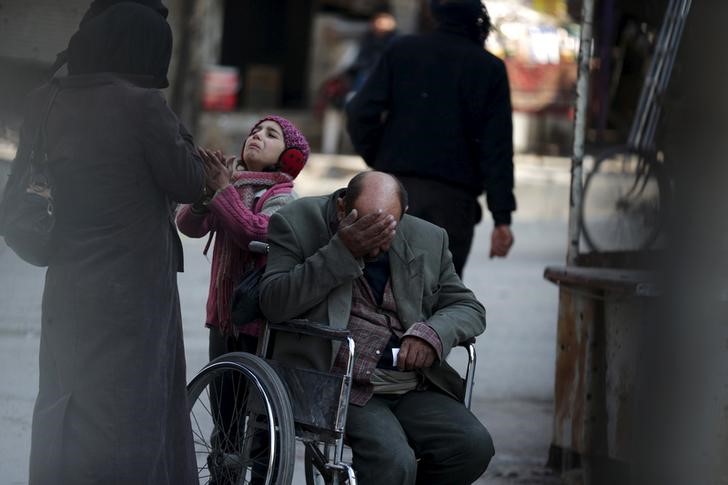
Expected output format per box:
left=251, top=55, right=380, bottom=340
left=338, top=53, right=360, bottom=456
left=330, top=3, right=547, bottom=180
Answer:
left=187, top=318, right=477, bottom=485
left=186, top=246, right=478, bottom=485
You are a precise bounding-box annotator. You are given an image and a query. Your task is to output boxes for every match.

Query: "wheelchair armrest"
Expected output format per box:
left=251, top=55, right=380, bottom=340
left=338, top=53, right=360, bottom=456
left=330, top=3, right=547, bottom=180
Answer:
left=267, top=319, right=351, bottom=343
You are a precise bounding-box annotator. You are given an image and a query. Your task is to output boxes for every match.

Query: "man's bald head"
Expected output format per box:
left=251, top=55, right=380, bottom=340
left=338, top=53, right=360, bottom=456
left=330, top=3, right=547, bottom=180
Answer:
left=336, top=172, right=406, bottom=260
left=342, top=171, right=408, bottom=220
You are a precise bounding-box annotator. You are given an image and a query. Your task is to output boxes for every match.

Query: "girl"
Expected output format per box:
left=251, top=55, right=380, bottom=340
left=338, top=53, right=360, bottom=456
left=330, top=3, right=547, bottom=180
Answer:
left=177, top=117, right=308, bottom=483
left=177, top=114, right=310, bottom=360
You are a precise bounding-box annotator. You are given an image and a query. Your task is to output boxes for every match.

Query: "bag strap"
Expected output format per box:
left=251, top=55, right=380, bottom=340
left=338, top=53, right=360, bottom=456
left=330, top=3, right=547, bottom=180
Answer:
left=29, top=80, right=61, bottom=172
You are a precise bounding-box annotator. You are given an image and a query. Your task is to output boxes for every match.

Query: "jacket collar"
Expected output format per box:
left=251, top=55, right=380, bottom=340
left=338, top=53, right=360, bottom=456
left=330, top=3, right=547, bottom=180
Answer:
left=435, top=25, right=481, bottom=44
left=389, top=216, right=426, bottom=325
left=390, top=219, right=418, bottom=264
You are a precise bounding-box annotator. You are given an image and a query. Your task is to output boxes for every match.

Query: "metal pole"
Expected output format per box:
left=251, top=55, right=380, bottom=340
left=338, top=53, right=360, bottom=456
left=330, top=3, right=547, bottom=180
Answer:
left=567, top=0, right=597, bottom=265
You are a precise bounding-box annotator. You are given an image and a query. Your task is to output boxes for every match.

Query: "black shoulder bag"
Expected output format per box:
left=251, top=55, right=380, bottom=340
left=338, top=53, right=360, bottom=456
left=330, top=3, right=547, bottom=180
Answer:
left=231, top=241, right=270, bottom=328
left=231, top=265, right=266, bottom=328
left=0, top=81, right=61, bottom=266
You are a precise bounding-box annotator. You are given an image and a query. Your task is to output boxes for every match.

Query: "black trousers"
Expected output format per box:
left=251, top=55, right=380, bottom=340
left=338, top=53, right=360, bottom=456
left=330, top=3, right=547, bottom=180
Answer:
left=345, top=390, right=494, bottom=485
left=208, top=327, right=260, bottom=444
left=208, top=328, right=267, bottom=484
left=397, top=175, right=482, bottom=278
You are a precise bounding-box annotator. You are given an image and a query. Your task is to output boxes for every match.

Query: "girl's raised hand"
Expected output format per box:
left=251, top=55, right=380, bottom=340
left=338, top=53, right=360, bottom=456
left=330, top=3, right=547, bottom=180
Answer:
left=199, top=147, right=233, bottom=192
left=213, top=150, right=239, bottom=174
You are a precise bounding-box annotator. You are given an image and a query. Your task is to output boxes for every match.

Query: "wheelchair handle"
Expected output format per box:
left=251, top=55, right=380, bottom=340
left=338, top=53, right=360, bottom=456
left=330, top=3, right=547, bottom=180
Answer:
left=248, top=241, right=270, bottom=254
left=458, top=337, right=476, bottom=347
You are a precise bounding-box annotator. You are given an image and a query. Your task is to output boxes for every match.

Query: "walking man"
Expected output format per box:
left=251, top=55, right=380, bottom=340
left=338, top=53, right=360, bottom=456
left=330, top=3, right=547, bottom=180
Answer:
left=347, top=0, right=516, bottom=276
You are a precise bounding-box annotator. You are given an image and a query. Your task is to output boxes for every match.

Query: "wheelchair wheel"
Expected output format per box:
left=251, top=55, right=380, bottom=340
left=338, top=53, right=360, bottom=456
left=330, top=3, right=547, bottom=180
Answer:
left=580, top=146, right=667, bottom=252
left=187, top=352, right=295, bottom=485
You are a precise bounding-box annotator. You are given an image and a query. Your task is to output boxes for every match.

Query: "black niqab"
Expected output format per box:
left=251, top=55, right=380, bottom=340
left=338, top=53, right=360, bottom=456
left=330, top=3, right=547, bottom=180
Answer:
left=79, top=0, right=168, bottom=26
left=67, top=3, right=172, bottom=88
left=50, top=0, right=168, bottom=78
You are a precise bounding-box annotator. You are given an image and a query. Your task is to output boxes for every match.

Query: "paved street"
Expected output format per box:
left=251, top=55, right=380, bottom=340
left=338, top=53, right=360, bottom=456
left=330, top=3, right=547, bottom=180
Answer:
left=0, top=155, right=569, bottom=484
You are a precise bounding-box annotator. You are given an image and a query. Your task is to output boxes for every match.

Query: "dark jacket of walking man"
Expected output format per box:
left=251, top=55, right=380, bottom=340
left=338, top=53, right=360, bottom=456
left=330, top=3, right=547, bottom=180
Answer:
left=346, top=0, right=516, bottom=276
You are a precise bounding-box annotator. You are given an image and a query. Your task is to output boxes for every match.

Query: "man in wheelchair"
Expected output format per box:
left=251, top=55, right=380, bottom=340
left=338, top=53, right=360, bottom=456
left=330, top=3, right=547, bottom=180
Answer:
left=259, top=171, right=494, bottom=484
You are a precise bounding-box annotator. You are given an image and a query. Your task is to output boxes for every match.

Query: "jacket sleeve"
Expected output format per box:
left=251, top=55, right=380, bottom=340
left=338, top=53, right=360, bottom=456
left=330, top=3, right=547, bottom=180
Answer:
left=424, top=228, right=486, bottom=359
left=206, top=185, right=294, bottom=249
left=140, top=90, right=205, bottom=203
left=345, top=48, right=392, bottom=165
left=175, top=204, right=213, bottom=238
left=476, top=60, right=516, bottom=226
left=259, top=211, right=363, bottom=323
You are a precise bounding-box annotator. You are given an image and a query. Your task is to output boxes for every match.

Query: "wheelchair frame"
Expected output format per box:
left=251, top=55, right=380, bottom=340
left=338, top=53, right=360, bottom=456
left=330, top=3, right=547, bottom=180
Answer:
left=259, top=319, right=358, bottom=485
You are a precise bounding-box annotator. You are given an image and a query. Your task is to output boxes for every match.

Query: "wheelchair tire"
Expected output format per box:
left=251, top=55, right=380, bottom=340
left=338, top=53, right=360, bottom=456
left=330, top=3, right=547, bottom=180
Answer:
left=187, top=352, right=295, bottom=485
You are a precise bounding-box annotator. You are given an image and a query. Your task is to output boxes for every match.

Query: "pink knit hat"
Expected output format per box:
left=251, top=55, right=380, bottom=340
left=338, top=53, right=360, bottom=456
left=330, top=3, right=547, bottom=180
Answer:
left=248, top=115, right=310, bottom=179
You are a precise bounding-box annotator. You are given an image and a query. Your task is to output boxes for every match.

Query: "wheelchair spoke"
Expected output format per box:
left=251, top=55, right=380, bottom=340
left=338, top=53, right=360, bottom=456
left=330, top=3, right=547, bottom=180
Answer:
left=191, top=403, right=211, bottom=450
left=187, top=353, right=296, bottom=484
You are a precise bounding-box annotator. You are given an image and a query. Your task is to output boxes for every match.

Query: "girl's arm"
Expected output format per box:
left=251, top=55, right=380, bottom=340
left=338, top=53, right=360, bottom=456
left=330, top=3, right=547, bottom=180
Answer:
left=176, top=203, right=213, bottom=238
left=206, top=185, right=295, bottom=248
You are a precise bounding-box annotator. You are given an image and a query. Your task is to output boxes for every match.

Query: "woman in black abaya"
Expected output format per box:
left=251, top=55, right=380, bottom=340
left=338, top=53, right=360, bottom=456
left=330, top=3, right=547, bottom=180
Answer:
left=28, top=4, right=204, bottom=483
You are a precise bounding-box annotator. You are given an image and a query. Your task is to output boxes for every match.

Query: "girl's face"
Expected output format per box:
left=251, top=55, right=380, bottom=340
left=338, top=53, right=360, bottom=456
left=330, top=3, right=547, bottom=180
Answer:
left=242, top=120, right=286, bottom=172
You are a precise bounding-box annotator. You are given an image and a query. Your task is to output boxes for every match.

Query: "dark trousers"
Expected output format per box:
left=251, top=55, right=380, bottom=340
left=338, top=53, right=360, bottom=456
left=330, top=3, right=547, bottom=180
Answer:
left=208, top=327, right=259, bottom=445
left=209, top=326, right=258, bottom=361
left=345, top=390, right=494, bottom=485
left=208, top=328, right=267, bottom=484
left=397, top=176, right=482, bottom=278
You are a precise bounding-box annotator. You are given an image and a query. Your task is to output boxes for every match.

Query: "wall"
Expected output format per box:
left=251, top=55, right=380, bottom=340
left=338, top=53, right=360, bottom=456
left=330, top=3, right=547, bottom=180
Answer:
left=0, top=0, right=87, bottom=64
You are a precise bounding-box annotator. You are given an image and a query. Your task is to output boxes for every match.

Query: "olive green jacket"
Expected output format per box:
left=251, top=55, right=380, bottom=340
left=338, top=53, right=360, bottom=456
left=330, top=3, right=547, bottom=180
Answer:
left=259, top=190, right=486, bottom=400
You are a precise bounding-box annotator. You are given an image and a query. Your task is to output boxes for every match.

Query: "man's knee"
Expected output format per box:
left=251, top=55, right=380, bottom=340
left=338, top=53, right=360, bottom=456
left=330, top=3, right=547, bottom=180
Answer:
left=346, top=398, right=418, bottom=485
left=455, top=421, right=495, bottom=478
left=354, top=442, right=417, bottom=485
left=382, top=445, right=418, bottom=480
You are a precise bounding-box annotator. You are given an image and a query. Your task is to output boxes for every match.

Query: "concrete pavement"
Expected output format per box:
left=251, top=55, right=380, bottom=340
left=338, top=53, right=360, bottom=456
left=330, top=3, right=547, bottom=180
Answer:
left=0, top=154, right=570, bottom=484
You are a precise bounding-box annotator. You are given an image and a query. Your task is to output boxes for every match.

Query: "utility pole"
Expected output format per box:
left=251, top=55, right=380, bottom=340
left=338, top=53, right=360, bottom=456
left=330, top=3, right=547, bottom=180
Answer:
left=566, top=0, right=595, bottom=265
left=170, top=0, right=201, bottom=135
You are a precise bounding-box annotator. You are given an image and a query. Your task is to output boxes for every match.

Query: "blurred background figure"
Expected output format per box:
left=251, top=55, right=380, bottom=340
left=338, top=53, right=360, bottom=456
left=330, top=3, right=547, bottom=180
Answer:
left=346, top=10, right=398, bottom=94
left=317, top=8, right=398, bottom=155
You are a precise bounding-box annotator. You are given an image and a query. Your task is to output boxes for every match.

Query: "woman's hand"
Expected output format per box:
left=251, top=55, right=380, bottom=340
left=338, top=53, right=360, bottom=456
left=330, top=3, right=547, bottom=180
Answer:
left=199, top=147, right=233, bottom=192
